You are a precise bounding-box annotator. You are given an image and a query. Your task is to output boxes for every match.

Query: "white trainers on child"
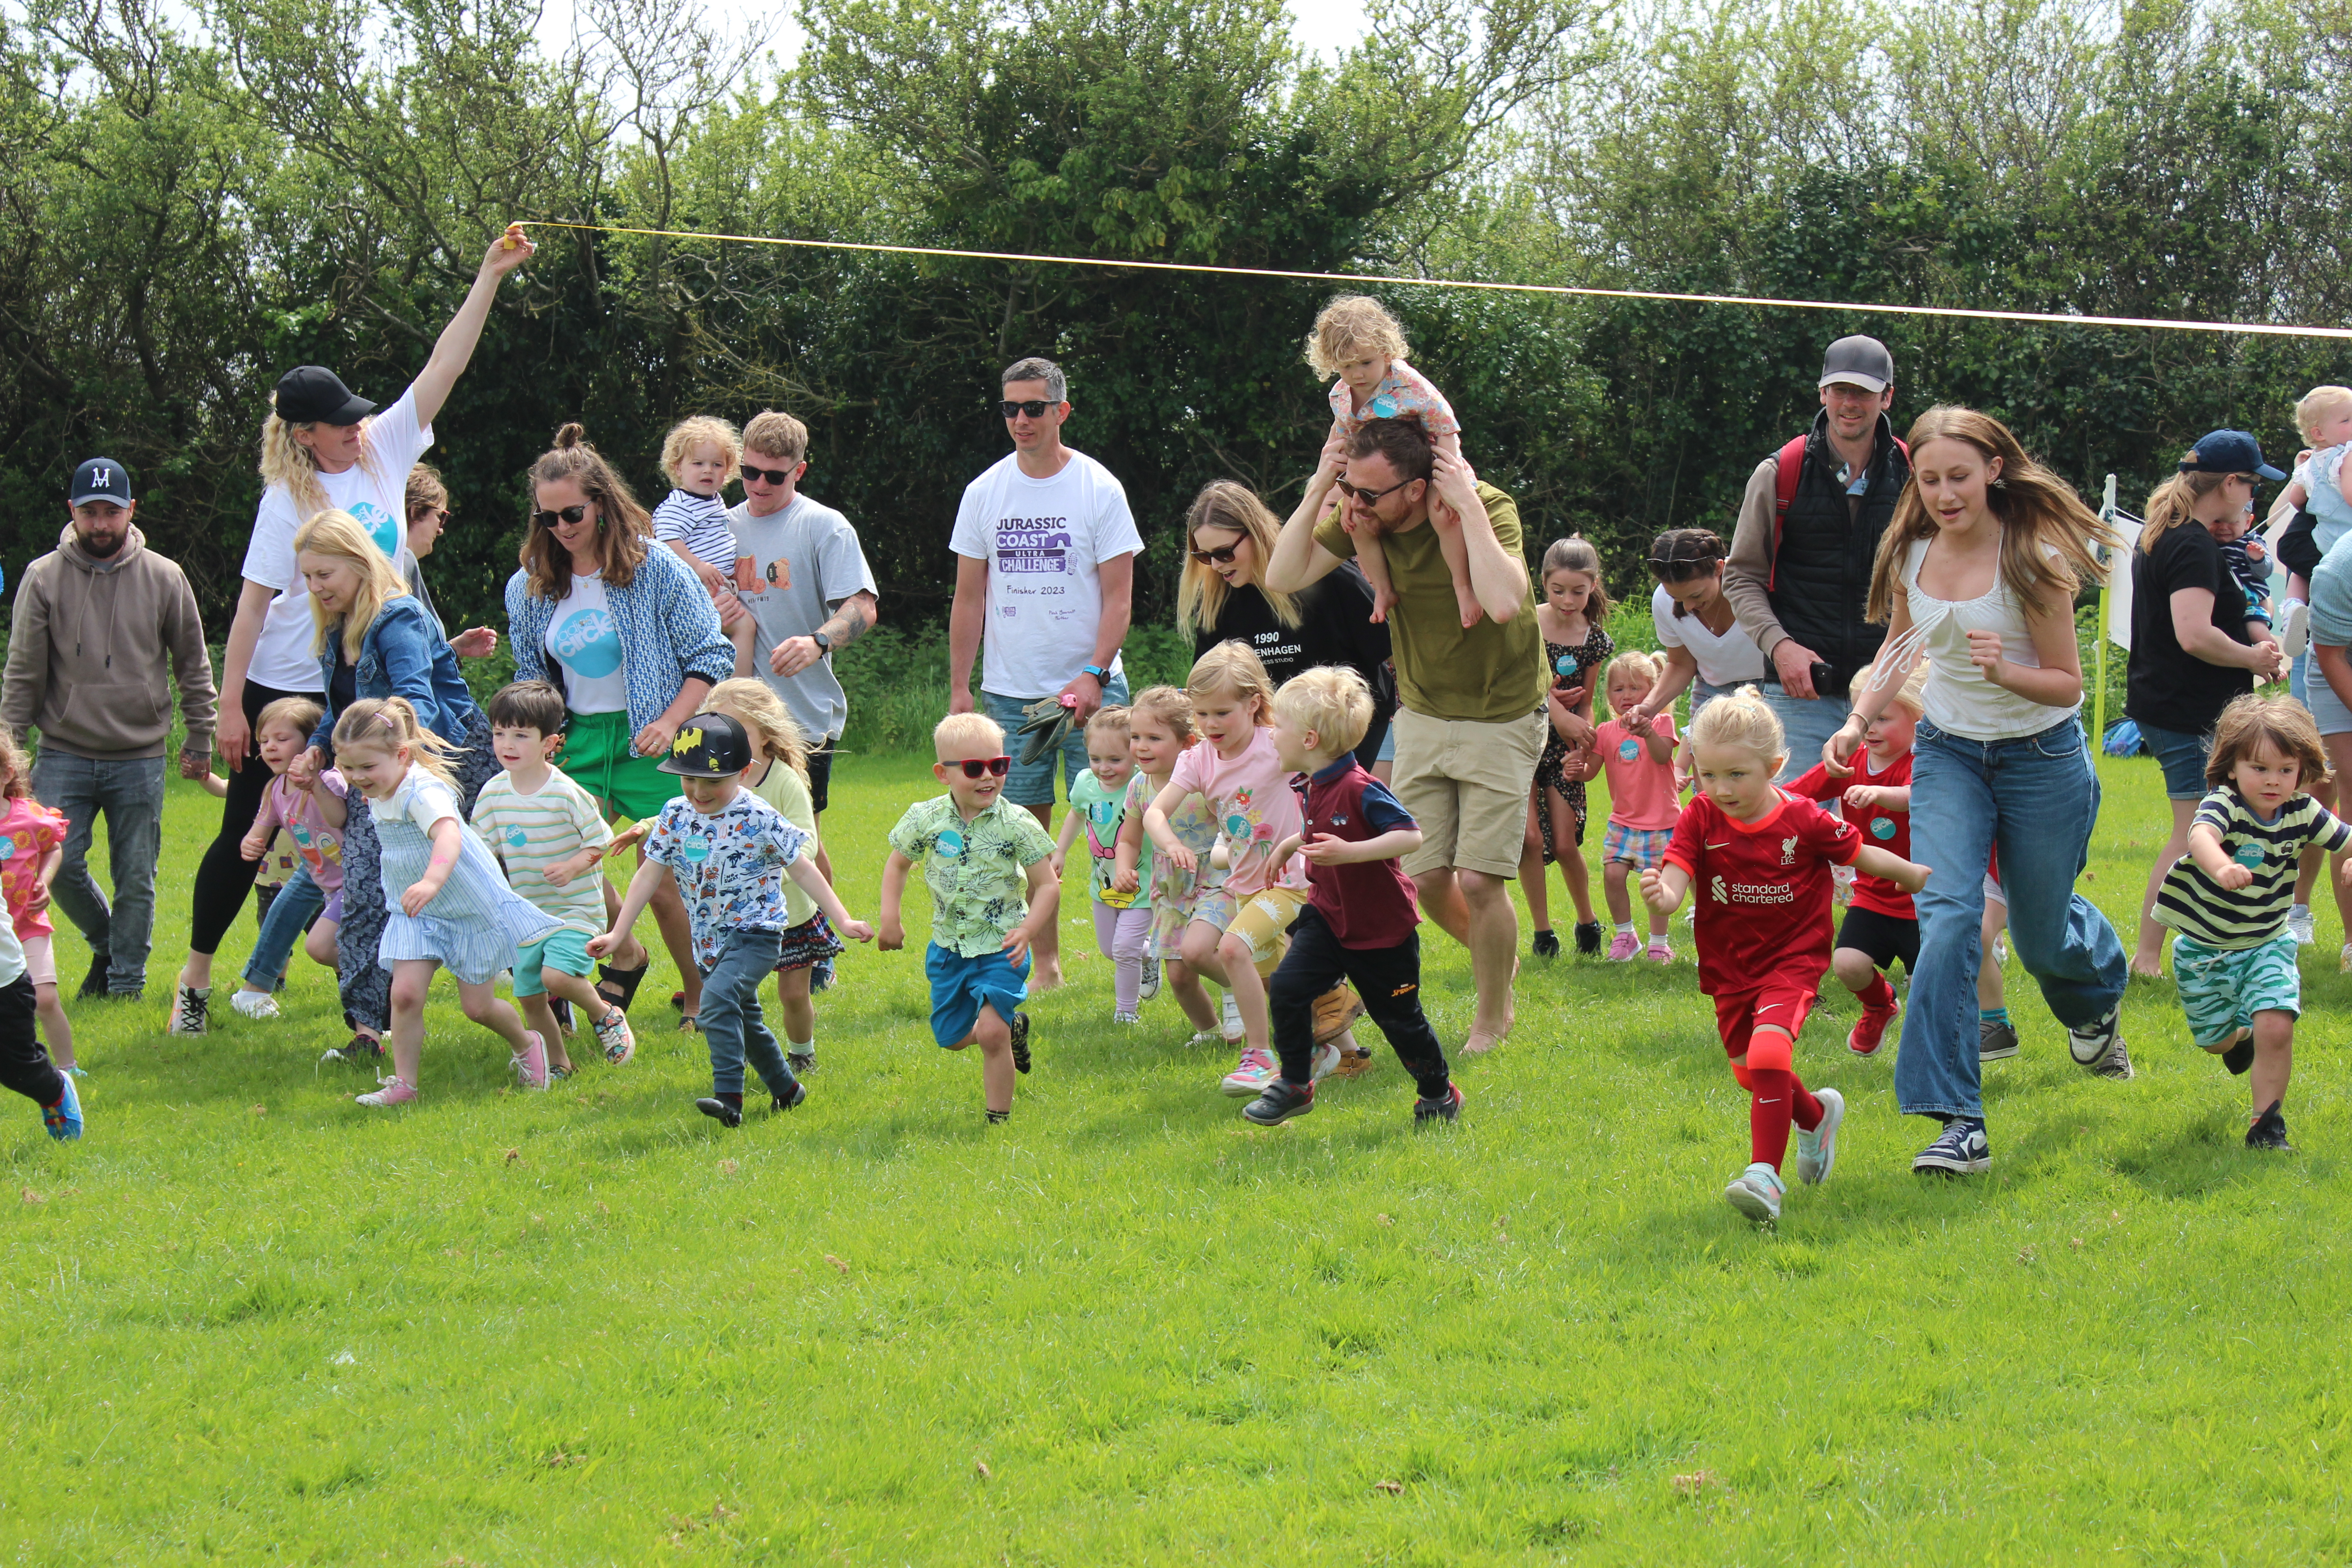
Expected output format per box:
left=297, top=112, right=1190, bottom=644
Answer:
left=230, top=990, right=280, bottom=1020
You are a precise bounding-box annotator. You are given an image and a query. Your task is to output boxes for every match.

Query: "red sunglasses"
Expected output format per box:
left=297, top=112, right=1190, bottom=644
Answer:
left=951, top=755, right=1012, bottom=778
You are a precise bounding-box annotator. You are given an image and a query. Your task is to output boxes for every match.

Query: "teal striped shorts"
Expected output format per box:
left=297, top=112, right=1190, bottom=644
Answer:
left=2171, top=932, right=2300, bottom=1048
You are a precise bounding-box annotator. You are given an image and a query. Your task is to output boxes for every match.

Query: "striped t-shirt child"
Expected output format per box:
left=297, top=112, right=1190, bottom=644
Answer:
left=651, top=488, right=738, bottom=576
left=2154, top=786, right=2352, bottom=947
left=469, top=766, right=613, bottom=936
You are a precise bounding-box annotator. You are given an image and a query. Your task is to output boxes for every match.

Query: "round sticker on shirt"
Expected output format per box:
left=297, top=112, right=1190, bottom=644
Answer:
left=505, top=826, right=529, bottom=849
left=550, top=606, right=623, bottom=679
left=0, top=839, right=15, bottom=862
left=937, top=828, right=965, bottom=859
left=1367, top=394, right=1400, bottom=418
left=2233, top=843, right=2266, bottom=868
left=1555, top=653, right=1579, bottom=680
left=1871, top=817, right=1896, bottom=840
left=348, top=500, right=402, bottom=562
left=681, top=833, right=710, bottom=864
left=1617, top=737, right=1641, bottom=761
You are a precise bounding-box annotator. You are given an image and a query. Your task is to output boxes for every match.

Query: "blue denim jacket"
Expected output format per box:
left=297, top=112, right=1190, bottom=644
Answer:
left=310, top=593, right=484, bottom=752
left=504, top=544, right=734, bottom=732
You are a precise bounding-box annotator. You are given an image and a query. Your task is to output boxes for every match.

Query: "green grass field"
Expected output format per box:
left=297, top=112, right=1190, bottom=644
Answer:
left=7, top=750, right=2352, bottom=1563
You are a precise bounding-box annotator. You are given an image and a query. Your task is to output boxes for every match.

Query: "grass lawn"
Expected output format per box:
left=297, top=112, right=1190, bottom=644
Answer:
left=7, top=748, right=2352, bottom=1563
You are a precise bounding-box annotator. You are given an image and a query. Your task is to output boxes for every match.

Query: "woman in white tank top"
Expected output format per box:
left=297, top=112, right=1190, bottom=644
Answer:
left=1825, top=407, right=2129, bottom=1179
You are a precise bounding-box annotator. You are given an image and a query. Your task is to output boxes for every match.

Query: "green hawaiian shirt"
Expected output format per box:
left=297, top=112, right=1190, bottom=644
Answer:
left=887, top=794, right=1057, bottom=958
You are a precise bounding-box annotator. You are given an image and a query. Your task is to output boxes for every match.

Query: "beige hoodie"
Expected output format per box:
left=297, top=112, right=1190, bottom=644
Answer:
left=1, top=523, right=217, bottom=761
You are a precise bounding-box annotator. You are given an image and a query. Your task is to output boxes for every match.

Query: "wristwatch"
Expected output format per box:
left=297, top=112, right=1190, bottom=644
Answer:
left=1081, top=663, right=1112, bottom=682
left=811, top=630, right=832, bottom=654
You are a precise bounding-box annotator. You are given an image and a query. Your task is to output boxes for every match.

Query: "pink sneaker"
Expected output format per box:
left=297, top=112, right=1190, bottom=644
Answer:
left=355, top=1074, right=417, bottom=1107
left=1220, top=1046, right=1277, bottom=1098
left=1605, top=931, right=1640, bottom=962
left=1645, top=941, right=1673, bottom=964
left=512, top=1030, right=550, bottom=1090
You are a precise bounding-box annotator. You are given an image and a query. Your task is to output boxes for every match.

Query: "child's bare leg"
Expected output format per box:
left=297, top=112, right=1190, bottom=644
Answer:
left=1830, top=946, right=1879, bottom=999
left=1179, top=921, right=1230, bottom=990
left=2249, top=1009, right=2294, bottom=1120
left=386, top=959, right=436, bottom=1087
left=455, top=976, right=535, bottom=1055
left=1165, top=956, right=1217, bottom=1032
left=303, top=917, right=341, bottom=970
left=1520, top=794, right=1551, bottom=934
left=1357, top=532, right=1400, bottom=623
left=2295, top=775, right=2332, bottom=907
left=1546, top=786, right=1594, bottom=924
left=520, top=993, right=568, bottom=1071
left=1603, top=859, right=1633, bottom=927
left=540, top=967, right=619, bottom=1070
left=774, top=965, right=815, bottom=1044
left=949, top=1004, right=1016, bottom=1114
left=599, top=877, right=650, bottom=972
left=2287, top=570, right=2311, bottom=603
left=1439, top=520, right=1482, bottom=627
left=35, top=982, right=72, bottom=1070
left=1215, top=932, right=1270, bottom=1052
left=646, top=869, right=701, bottom=1017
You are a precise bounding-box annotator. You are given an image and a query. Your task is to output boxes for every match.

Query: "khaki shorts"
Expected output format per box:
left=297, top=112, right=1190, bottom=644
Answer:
left=1392, top=706, right=1548, bottom=880
left=1191, top=883, right=1310, bottom=976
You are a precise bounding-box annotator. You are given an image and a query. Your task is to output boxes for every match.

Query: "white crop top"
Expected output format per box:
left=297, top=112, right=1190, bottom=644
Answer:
left=1901, top=537, right=2078, bottom=741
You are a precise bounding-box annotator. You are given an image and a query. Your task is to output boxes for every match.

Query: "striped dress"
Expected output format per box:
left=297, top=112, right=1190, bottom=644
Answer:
left=2154, top=787, right=2352, bottom=946
left=372, top=766, right=563, bottom=984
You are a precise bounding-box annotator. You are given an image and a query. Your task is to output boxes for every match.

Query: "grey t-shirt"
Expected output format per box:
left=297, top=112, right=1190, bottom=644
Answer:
left=724, top=493, right=878, bottom=744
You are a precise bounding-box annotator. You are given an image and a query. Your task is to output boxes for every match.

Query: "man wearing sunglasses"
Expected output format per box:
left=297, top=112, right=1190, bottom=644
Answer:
left=1263, top=415, right=1544, bottom=1057
left=947, top=356, right=1142, bottom=990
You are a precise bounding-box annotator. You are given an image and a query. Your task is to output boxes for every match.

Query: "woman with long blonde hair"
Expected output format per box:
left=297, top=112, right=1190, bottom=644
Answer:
left=1828, top=405, right=2130, bottom=1178
left=1176, top=479, right=1395, bottom=770
left=170, top=225, right=534, bottom=1045
left=2123, top=433, right=2294, bottom=975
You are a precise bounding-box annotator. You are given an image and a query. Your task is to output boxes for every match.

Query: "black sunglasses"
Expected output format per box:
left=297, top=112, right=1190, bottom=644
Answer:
left=1189, top=541, right=1242, bottom=566
left=999, top=399, right=1054, bottom=420
left=953, top=755, right=1012, bottom=778
left=1333, top=475, right=1419, bottom=504
left=741, top=463, right=798, bottom=486
left=531, top=504, right=591, bottom=529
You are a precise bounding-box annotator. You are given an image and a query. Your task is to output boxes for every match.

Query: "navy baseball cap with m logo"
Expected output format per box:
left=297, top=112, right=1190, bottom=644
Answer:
left=70, top=458, right=133, bottom=506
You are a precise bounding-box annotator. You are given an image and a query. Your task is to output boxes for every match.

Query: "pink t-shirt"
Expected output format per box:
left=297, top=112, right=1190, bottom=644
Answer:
left=1166, top=725, right=1308, bottom=899
left=1593, top=714, right=1681, bottom=831
left=255, top=771, right=350, bottom=893
left=0, top=798, right=67, bottom=937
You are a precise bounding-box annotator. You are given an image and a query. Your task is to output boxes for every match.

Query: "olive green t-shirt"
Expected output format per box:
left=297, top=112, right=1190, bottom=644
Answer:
left=1313, top=482, right=1545, bottom=723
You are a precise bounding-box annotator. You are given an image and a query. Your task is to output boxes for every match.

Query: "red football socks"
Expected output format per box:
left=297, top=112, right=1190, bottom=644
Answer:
left=1747, top=1068, right=1824, bottom=1171
left=1857, top=974, right=1896, bottom=1012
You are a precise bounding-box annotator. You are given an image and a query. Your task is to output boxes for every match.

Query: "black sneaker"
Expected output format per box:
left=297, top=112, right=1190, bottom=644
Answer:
left=78, top=950, right=112, bottom=1000
left=695, top=1097, right=744, bottom=1128
left=773, top=1082, right=808, bottom=1112
left=1413, top=1083, right=1464, bottom=1124
left=1913, top=1119, right=1990, bottom=1175
left=2246, top=1100, right=2293, bottom=1150
left=787, top=1050, right=817, bottom=1076
left=2067, top=1008, right=2132, bottom=1079
left=2222, top=1030, right=2256, bottom=1076
left=1530, top=928, right=1560, bottom=959
left=1573, top=920, right=1604, bottom=956
left=1243, top=1078, right=1315, bottom=1125
left=1978, top=1016, right=2019, bottom=1060
left=1009, top=1010, right=1032, bottom=1074
left=318, top=1035, right=383, bottom=1066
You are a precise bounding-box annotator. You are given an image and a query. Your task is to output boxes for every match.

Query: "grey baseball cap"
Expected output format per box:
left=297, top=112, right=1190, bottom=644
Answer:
left=1818, top=335, right=1895, bottom=393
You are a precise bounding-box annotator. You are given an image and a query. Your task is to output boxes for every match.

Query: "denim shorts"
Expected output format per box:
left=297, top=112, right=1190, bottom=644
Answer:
left=2136, top=721, right=2213, bottom=801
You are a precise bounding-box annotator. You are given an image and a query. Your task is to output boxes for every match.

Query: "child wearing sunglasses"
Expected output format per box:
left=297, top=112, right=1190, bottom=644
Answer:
left=879, top=712, right=1061, bottom=1123
left=1305, top=294, right=1473, bottom=628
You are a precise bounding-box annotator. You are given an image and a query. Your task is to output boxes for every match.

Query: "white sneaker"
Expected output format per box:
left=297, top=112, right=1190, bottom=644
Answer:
left=1112, top=1009, right=1143, bottom=1025
left=1138, top=960, right=1162, bottom=1002
left=1794, top=1086, right=1845, bottom=1186
left=1220, top=1046, right=1276, bottom=1098
left=1220, top=990, right=1243, bottom=1038
left=1308, top=1041, right=1342, bottom=1081
left=230, top=990, right=280, bottom=1020
left=2282, top=598, right=2312, bottom=657
left=167, top=984, right=210, bottom=1036
left=2288, top=904, right=2317, bottom=946
left=1724, top=1162, right=1785, bottom=1222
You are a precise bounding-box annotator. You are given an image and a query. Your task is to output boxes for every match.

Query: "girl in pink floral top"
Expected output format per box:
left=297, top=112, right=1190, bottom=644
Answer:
left=0, top=734, right=73, bottom=1070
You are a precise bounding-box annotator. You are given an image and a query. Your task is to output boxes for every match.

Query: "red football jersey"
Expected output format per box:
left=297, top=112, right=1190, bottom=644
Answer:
left=1665, top=789, right=1862, bottom=996
left=1788, top=750, right=1915, bottom=918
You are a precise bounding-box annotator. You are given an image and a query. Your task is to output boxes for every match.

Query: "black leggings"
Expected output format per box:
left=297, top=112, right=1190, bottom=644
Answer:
left=189, top=681, right=317, bottom=958
left=0, top=973, right=61, bottom=1108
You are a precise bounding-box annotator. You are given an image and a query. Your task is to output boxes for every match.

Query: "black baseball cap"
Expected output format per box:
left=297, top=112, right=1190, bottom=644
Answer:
left=69, top=458, right=133, bottom=507
left=657, top=713, right=755, bottom=778
left=2179, top=429, right=2286, bottom=483
left=1818, top=335, right=1895, bottom=394
left=273, top=365, right=375, bottom=426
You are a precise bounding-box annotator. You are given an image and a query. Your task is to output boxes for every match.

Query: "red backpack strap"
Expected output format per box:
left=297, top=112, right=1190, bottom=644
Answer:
left=1768, top=435, right=1806, bottom=591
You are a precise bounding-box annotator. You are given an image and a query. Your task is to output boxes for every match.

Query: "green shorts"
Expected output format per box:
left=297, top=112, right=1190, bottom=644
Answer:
left=512, top=927, right=595, bottom=998
left=561, top=709, right=676, bottom=822
left=2171, top=931, right=2300, bottom=1048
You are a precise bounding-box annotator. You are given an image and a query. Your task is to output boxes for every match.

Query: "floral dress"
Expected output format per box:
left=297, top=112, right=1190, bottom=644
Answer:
left=1536, top=619, right=1613, bottom=861
left=1132, top=771, right=1226, bottom=961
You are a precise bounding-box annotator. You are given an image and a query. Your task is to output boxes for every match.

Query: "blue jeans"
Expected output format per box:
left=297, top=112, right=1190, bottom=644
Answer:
left=700, top=928, right=796, bottom=1100
left=241, top=863, right=324, bottom=992
left=1758, top=683, right=1851, bottom=789
left=29, top=751, right=166, bottom=994
left=1896, top=716, right=2127, bottom=1121
left=982, top=673, right=1133, bottom=808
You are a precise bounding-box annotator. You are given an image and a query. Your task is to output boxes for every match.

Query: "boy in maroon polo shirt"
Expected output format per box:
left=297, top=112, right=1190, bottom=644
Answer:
left=1244, top=667, right=1460, bottom=1126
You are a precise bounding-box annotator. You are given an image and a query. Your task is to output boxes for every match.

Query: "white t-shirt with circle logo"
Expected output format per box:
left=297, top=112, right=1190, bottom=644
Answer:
left=949, top=449, right=1142, bottom=700
left=544, top=572, right=629, bottom=714
left=241, top=388, right=431, bottom=693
